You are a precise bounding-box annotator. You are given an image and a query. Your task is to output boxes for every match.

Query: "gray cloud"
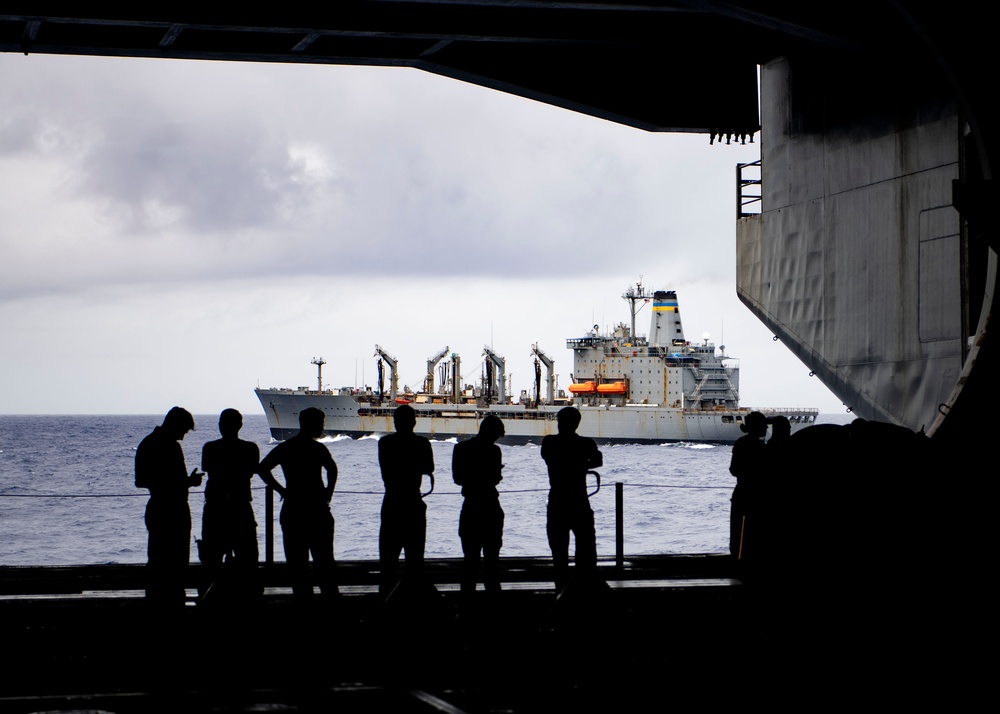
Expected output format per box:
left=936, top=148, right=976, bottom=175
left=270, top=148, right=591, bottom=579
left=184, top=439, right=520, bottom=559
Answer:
left=3, top=53, right=753, bottom=296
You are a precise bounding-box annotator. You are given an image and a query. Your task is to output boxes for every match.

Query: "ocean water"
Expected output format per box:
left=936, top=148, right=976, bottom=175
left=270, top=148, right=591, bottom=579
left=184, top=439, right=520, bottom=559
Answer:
left=0, top=413, right=849, bottom=566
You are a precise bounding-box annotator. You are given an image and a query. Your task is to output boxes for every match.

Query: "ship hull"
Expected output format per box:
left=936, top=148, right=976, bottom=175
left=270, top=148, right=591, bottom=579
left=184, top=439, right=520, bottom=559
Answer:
left=255, top=389, right=817, bottom=445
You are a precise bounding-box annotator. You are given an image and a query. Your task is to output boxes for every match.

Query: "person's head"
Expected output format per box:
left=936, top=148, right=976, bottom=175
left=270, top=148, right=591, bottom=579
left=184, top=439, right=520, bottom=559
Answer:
left=162, top=406, right=195, bottom=440
left=218, top=408, right=243, bottom=438
left=769, top=415, right=791, bottom=440
left=741, top=411, right=768, bottom=438
left=298, top=407, right=325, bottom=438
left=479, top=414, right=505, bottom=442
left=393, top=404, right=416, bottom=433
left=556, top=406, right=582, bottom=434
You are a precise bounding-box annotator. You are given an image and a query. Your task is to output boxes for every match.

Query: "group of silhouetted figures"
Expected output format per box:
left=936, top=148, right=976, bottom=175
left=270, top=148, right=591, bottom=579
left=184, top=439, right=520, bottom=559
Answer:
left=728, top=409, right=940, bottom=592
left=138, top=403, right=942, bottom=607
left=135, top=404, right=604, bottom=607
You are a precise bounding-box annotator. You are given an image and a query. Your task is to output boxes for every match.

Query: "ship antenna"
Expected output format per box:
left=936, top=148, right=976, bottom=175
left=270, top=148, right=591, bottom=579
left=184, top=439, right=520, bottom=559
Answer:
left=622, top=277, right=650, bottom=342
left=311, top=357, right=326, bottom=392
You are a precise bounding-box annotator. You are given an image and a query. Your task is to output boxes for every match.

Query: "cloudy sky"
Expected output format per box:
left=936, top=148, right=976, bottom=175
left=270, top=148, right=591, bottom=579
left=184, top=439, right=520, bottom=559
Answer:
left=0, top=52, right=845, bottom=416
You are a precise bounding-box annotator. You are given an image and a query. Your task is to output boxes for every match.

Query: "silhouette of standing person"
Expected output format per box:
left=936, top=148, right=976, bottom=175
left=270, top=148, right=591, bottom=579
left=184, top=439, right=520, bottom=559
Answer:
left=452, top=415, right=506, bottom=598
left=135, top=407, right=203, bottom=606
left=257, top=407, right=338, bottom=601
left=729, top=411, right=769, bottom=566
left=541, top=406, right=603, bottom=593
left=377, top=404, right=434, bottom=596
left=758, top=414, right=792, bottom=578
left=199, top=408, right=261, bottom=602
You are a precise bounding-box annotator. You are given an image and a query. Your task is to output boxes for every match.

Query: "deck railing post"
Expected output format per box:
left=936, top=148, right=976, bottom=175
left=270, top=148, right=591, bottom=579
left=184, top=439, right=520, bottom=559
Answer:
left=265, top=485, right=274, bottom=564
left=616, top=481, right=624, bottom=570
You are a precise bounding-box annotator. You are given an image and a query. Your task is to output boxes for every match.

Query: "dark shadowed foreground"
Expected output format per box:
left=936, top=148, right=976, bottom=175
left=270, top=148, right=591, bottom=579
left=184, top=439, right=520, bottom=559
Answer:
left=0, top=549, right=984, bottom=712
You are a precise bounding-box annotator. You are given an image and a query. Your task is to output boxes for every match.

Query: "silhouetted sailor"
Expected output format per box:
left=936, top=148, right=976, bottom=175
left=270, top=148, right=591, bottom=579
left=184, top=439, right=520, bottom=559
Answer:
left=135, top=406, right=203, bottom=606
left=199, top=408, right=261, bottom=602
left=757, top=415, right=792, bottom=578
left=541, top=406, right=603, bottom=593
left=377, top=404, right=435, bottom=596
left=257, top=407, right=338, bottom=600
left=452, top=415, right=506, bottom=597
left=729, top=411, right=768, bottom=565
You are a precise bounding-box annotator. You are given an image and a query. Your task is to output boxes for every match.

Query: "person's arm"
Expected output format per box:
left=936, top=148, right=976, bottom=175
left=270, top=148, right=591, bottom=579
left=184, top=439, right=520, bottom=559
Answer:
left=200, top=442, right=213, bottom=478
left=451, top=443, right=465, bottom=486
left=256, top=447, right=287, bottom=498
left=590, top=443, right=603, bottom=469
left=134, top=442, right=150, bottom=490
left=729, top=441, right=743, bottom=478
left=248, top=444, right=261, bottom=482
left=181, top=442, right=203, bottom=490
left=424, top=440, right=435, bottom=475
left=377, top=437, right=390, bottom=485
left=492, top=445, right=504, bottom=484
left=324, top=453, right=338, bottom=503
left=540, top=435, right=560, bottom=467
left=424, top=440, right=435, bottom=493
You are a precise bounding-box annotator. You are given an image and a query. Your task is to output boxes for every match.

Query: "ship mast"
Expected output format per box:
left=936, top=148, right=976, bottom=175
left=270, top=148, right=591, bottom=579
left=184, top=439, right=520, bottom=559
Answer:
left=451, top=353, right=462, bottom=404
left=622, top=277, right=652, bottom=343
left=311, top=357, right=326, bottom=392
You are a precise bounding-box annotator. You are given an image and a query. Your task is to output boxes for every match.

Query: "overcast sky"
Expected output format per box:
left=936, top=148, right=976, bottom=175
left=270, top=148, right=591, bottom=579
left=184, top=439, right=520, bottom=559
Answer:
left=0, top=52, right=846, bottom=416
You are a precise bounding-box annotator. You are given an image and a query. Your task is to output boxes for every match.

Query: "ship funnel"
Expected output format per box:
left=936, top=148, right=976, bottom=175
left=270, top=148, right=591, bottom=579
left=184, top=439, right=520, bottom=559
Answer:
left=649, top=290, right=684, bottom=346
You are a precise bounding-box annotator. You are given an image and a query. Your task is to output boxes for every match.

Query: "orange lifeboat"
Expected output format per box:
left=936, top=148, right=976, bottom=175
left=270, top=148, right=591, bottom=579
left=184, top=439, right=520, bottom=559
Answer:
left=597, top=381, right=628, bottom=395
left=569, top=381, right=598, bottom=395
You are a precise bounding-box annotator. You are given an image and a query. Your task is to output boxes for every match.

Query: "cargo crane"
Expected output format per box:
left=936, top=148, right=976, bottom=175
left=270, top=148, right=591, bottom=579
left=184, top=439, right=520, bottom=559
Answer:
left=482, top=345, right=507, bottom=404
left=424, top=346, right=449, bottom=394
left=531, top=343, right=556, bottom=406
left=373, top=344, right=399, bottom=401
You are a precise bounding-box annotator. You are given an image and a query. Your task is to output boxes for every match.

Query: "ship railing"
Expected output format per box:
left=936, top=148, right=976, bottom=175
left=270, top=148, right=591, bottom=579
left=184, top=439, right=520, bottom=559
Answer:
left=757, top=406, right=820, bottom=416
left=328, top=477, right=723, bottom=580
left=737, top=159, right=761, bottom=218
left=492, top=410, right=558, bottom=421
left=356, top=406, right=558, bottom=421
left=0, top=479, right=740, bottom=595
left=359, top=406, right=482, bottom=418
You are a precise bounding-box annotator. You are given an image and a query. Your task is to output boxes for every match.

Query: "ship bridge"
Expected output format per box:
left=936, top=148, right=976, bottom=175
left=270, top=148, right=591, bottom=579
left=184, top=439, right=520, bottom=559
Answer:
left=2, top=5, right=997, bottom=443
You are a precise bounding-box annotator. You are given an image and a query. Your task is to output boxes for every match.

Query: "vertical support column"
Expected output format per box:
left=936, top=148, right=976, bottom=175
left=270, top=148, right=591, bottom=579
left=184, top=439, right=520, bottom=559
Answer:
left=615, top=481, right=624, bottom=570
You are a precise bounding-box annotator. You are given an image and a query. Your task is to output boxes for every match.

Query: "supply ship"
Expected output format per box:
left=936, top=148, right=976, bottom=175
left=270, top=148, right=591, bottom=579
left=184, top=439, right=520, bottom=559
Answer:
left=254, top=283, right=818, bottom=444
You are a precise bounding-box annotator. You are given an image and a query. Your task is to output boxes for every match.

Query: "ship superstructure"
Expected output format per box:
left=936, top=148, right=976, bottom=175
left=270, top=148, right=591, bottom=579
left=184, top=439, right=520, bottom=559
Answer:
left=566, top=287, right=740, bottom=412
left=255, top=283, right=817, bottom=443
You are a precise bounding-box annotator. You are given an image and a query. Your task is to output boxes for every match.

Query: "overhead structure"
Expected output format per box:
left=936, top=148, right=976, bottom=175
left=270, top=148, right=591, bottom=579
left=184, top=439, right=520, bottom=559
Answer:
left=0, top=5, right=765, bottom=135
